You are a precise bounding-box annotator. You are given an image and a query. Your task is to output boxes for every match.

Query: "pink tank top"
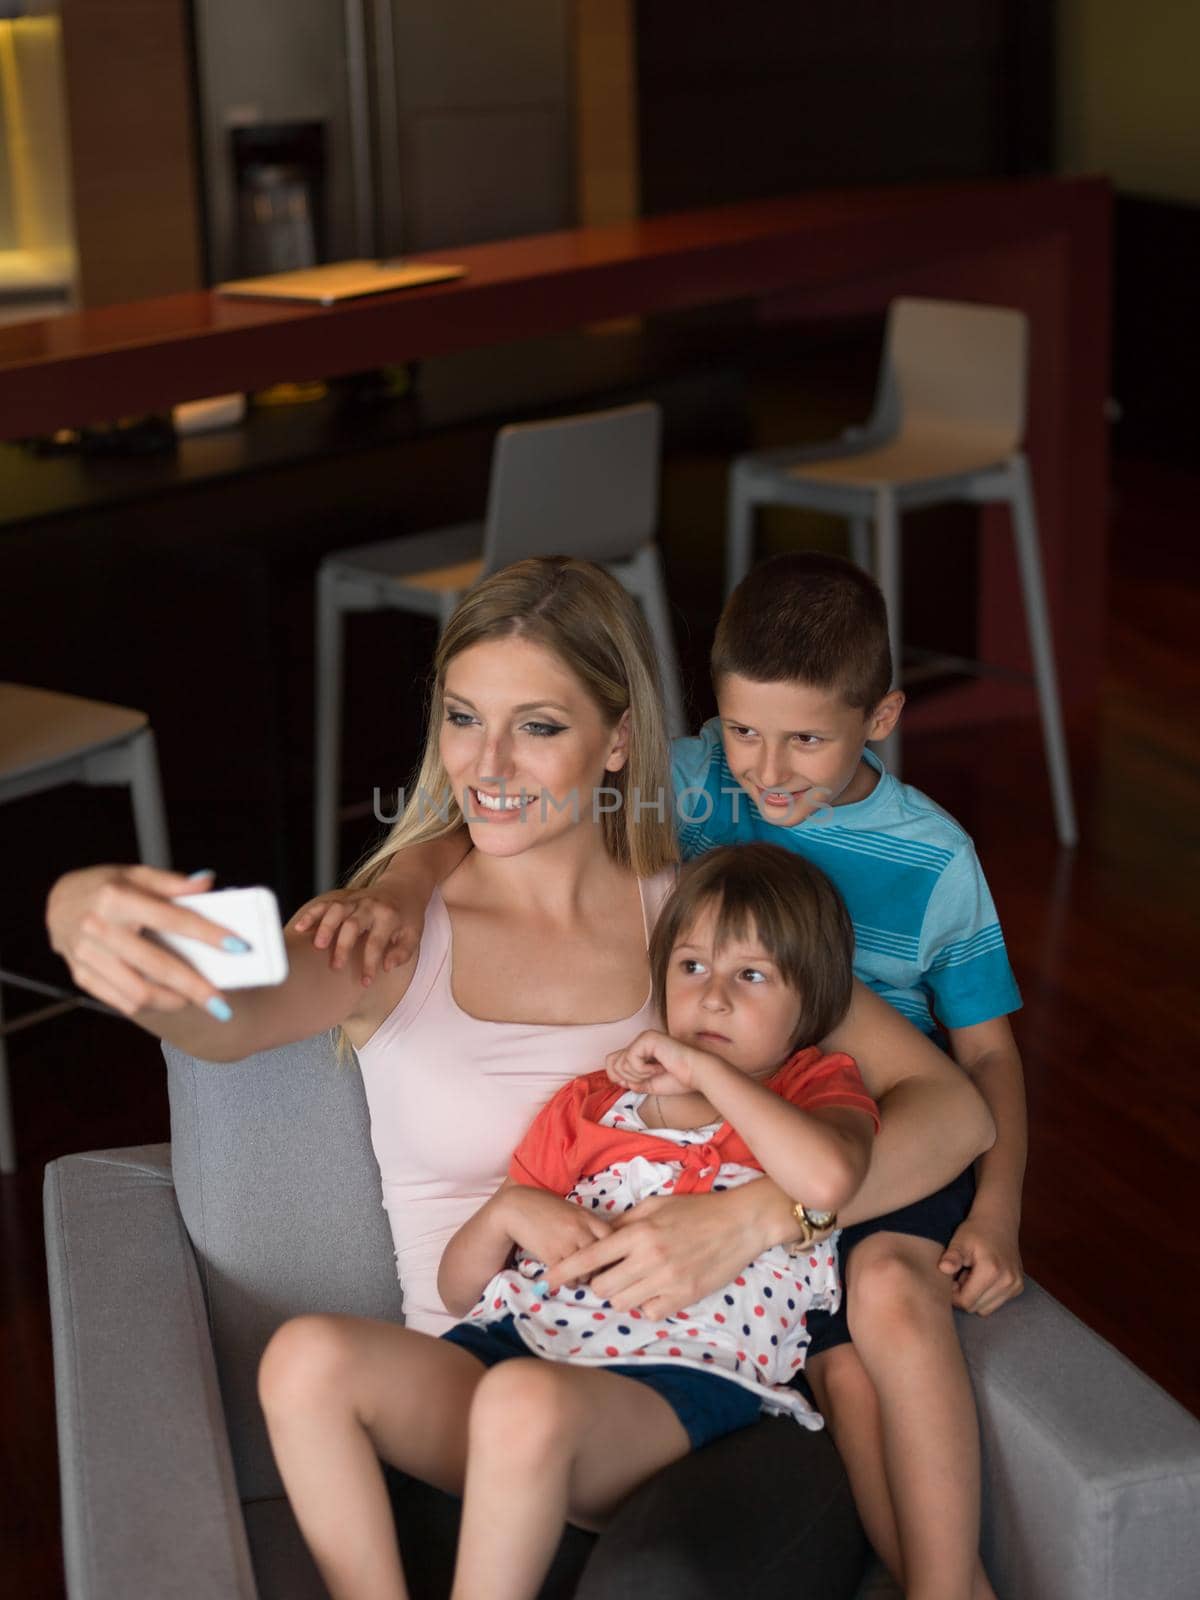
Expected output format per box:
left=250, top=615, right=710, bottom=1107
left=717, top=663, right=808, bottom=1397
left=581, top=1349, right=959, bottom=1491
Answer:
left=356, top=869, right=675, bottom=1333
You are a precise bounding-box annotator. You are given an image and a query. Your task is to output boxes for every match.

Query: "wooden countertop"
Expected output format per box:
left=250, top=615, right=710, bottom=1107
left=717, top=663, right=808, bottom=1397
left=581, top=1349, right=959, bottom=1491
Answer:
left=0, top=179, right=1106, bottom=440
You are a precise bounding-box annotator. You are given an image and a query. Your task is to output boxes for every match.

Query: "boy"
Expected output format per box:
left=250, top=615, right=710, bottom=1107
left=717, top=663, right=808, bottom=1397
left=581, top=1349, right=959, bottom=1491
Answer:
left=299, top=551, right=1020, bottom=1595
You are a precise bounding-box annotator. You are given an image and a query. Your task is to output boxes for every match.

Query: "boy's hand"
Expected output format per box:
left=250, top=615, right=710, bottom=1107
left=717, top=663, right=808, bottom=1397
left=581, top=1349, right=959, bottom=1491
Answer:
left=604, top=1029, right=715, bottom=1096
left=498, top=1187, right=612, bottom=1278
left=291, top=884, right=424, bottom=985
left=938, top=1211, right=1024, bottom=1315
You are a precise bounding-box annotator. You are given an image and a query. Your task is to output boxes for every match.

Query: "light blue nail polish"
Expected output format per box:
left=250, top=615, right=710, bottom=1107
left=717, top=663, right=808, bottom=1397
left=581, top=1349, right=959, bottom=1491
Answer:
left=206, top=997, right=233, bottom=1022
left=187, top=869, right=214, bottom=882
left=222, top=936, right=250, bottom=953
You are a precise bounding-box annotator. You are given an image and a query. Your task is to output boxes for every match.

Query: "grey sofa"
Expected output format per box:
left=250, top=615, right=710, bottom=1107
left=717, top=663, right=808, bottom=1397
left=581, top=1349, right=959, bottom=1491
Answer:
left=44, top=1032, right=1200, bottom=1599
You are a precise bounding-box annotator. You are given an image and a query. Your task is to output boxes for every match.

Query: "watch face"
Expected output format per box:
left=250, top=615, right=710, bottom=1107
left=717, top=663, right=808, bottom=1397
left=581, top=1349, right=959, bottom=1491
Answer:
left=803, top=1208, right=836, bottom=1229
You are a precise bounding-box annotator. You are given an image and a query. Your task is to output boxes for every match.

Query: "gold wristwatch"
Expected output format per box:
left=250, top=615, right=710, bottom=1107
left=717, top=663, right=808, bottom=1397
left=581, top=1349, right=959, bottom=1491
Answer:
left=788, top=1201, right=838, bottom=1252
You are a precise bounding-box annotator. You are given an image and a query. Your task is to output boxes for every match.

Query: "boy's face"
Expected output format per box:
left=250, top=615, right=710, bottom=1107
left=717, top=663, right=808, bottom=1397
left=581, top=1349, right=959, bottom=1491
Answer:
left=715, top=672, right=903, bottom=827
left=664, top=903, right=803, bottom=1077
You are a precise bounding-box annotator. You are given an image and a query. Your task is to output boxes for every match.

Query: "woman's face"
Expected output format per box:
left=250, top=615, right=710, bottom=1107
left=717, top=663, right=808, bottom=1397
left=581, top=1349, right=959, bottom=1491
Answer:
left=439, top=635, right=630, bottom=858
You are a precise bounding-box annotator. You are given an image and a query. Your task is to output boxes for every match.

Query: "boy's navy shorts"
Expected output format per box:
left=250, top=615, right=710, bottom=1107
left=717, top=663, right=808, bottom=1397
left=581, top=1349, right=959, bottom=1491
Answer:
left=801, top=1165, right=976, bottom=1363
left=442, top=1313, right=762, bottom=1451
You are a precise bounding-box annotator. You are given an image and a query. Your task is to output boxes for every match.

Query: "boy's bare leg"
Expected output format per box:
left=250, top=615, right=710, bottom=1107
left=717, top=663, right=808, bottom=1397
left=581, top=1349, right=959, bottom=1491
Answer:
left=807, top=1343, right=906, bottom=1587
left=259, top=1315, right=486, bottom=1600
left=845, top=1232, right=997, bottom=1600
left=452, top=1359, right=691, bottom=1600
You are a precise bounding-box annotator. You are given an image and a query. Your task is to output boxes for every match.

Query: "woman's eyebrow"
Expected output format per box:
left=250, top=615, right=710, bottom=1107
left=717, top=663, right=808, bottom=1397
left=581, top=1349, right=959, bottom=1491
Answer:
left=443, top=692, right=570, bottom=715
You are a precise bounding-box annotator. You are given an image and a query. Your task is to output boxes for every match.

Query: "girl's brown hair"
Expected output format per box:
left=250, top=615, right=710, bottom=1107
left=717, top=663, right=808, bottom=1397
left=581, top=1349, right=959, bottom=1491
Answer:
left=649, top=844, right=854, bottom=1048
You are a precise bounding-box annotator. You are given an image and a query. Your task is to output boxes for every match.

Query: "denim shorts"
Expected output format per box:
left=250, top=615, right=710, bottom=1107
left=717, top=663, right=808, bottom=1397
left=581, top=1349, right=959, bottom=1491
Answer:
left=442, top=1314, right=763, bottom=1451
left=801, top=1165, right=977, bottom=1363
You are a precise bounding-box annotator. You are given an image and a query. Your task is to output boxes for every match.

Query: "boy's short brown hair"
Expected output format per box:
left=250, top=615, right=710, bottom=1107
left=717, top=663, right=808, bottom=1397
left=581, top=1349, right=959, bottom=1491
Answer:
left=711, top=552, right=892, bottom=711
left=650, top=843, right=855, bottom=1049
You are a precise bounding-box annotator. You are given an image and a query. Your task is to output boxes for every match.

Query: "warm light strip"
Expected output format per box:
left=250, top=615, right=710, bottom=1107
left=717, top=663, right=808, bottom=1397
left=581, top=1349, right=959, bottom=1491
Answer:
left=0, top=16, right=74, bottom=260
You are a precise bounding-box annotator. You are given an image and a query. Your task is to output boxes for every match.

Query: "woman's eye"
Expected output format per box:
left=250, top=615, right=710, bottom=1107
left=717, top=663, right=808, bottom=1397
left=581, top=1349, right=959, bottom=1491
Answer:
left=444, top=710, right=476, bottom=728
left=522, top=721, right=566, bottom=738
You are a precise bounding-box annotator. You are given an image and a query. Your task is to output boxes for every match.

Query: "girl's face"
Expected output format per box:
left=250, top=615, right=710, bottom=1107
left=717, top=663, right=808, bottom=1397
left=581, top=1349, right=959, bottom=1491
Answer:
left=663, top=902, right=804, bottom=1077
left=440, top=634, right=629, bottom=859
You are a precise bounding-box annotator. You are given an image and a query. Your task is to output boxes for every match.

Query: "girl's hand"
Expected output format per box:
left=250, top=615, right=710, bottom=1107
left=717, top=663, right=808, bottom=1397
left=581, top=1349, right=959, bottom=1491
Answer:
left=547, top=1187, right=766, bottom=1319
left=292, top=884, right=425, bottom=984
left=604, top=1029, right=711, bottom=1096
left=498, top=1187, right=612, bottom=1277
left=46, top=865, right=235, bottom=1017
left=938, top=1211, right=1025, bottom=1316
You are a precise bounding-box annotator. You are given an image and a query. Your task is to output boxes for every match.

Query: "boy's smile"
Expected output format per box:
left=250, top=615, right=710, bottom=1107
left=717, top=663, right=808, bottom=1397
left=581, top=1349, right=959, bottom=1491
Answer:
left=715, top=673, right=903, bottom=827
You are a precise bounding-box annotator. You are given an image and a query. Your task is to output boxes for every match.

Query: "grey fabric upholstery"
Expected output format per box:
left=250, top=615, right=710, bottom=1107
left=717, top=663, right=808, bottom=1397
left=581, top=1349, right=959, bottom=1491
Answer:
left=45, top=1034, right=1200, bottom=1599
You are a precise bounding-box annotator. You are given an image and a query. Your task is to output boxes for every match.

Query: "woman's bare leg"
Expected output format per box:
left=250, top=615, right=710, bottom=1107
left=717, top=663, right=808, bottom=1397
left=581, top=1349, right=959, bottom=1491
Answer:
left=845, top=1233, right=997, bottom=1600
left=451, top=1360, right=691, bottom=1600
left=258, top=1315, right=486, bottom=1600
left=807, top=1343, right=906, bottom=1587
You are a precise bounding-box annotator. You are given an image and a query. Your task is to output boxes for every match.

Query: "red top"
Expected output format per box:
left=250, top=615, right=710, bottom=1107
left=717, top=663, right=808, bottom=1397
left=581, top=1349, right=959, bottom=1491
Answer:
left=508, top=1046, right=879, bottom=1198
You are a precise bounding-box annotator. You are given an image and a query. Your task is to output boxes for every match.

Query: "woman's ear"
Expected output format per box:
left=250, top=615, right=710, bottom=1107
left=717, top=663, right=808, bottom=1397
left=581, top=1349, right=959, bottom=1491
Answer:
left=866, top=690, right=905, bottom=744
left=605, top=709, right=632, bottom=773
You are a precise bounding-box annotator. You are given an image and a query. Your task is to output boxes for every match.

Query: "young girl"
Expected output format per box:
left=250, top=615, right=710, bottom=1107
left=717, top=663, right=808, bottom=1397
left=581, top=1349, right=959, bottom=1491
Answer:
left=261, top=842, right=879, bottom=1600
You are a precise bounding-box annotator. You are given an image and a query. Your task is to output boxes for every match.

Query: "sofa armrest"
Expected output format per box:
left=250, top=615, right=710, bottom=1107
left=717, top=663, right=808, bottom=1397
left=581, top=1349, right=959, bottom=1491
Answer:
left=44, top=1145, right=258, bottom=1600
left=962, top=1279, right=1200, bottom=1600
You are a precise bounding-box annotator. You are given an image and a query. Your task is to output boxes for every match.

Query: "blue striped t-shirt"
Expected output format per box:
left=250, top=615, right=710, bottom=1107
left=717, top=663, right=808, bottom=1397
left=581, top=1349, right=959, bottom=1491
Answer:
left=670, top=720, right=1021, bottom=1037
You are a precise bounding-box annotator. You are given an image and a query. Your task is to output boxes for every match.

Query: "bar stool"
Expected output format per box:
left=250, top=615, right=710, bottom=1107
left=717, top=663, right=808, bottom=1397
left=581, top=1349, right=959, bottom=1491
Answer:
left=0, top=684, right=170, bottom=1173
left=315, top=401, right=686, bottom=890
left=725, top=297, right=1078, bottom=847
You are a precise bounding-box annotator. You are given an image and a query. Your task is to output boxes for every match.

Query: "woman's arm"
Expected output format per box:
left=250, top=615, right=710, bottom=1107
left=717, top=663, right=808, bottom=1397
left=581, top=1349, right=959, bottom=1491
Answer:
left=46, top=864, right=416, bottom=1062
left=551, top=981, right=994, bottom=1316
left=826, top=980, right=996, bottom=1226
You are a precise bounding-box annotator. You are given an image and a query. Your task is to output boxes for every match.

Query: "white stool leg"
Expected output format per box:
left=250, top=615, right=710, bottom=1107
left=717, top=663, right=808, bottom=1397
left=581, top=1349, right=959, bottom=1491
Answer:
left=624, top=546, right=687, bottom=740
left=0, top=985, right=15, bottom=1175
left=725, top=463, right=757, bottom=599
left=848, top=515, right=872, bottom=571
left=874, top=488, right=902, bottom=776
left=315, top=565, right=345, bottom=893
left=1008, top=456, right=1079, bottom=848
left=126, top=728, right=171, bottom=868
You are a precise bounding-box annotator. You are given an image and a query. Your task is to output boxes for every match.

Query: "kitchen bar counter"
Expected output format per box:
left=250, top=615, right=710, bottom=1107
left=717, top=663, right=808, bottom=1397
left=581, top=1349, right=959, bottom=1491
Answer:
left=0, top=178, right=1111, bottom=714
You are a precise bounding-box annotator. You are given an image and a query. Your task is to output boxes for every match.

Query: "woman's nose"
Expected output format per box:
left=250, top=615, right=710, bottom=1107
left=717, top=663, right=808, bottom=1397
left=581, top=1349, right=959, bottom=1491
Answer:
left=478, top=730, right=515, bottom=777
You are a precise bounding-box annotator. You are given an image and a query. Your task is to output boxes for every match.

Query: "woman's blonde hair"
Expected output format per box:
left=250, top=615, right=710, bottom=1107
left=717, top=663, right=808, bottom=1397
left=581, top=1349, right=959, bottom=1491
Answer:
left=348, top=556, right=678, bottom=890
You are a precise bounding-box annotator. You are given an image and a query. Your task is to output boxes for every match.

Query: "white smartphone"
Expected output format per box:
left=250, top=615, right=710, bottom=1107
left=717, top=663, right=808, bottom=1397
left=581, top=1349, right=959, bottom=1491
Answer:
left=155, top=886, right=289, bottom=989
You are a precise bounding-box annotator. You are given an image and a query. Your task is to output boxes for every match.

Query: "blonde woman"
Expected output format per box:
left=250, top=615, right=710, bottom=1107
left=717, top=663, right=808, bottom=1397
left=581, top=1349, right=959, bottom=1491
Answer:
left=47, top=557, right=992, bottom=1599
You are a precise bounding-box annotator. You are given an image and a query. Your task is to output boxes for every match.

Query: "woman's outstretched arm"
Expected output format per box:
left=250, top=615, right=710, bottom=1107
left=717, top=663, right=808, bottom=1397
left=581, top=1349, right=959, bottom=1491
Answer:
left=46, top=864, right=415, bottom=1062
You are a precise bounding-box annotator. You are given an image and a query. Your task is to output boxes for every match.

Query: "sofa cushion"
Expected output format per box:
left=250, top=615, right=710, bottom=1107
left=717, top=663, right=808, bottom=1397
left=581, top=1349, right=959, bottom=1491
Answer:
left=164, top=1033, right=402, bottom=1501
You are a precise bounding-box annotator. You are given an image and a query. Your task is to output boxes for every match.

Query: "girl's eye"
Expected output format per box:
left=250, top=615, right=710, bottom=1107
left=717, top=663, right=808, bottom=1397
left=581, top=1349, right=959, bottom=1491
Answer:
left=679, top=958, right=705, bottom=976
left=522, top=721, right=566, bottom=738
left=739, top=968, right=766, bottom=984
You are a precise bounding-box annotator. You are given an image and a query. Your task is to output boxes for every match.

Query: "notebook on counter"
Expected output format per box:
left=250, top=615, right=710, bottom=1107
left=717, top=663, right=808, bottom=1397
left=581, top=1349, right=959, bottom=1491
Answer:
left=216, top=259, right=467, bottom=305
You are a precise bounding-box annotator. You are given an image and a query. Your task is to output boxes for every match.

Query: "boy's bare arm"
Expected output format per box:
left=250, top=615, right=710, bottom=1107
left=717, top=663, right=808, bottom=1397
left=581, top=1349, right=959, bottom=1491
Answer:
left=940, top=1014, right=1027, bottom=1314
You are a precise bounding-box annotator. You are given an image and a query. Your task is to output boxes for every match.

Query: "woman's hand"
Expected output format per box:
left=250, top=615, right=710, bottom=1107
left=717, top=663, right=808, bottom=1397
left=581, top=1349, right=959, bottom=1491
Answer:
left=604, top=1029, right=712, bottom=1096
left=292, top=884, right=425, bottom=985
left=547, top=1186, right=770, bottom=1319
left=45, top=865, right=237, bottom=1017
left=498, top=1187, right=612, bottom=1275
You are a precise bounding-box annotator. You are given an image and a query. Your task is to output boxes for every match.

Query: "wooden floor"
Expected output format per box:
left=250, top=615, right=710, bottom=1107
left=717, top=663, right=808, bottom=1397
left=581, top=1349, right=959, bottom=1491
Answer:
left=1, top=449, right=1197, bottom=1596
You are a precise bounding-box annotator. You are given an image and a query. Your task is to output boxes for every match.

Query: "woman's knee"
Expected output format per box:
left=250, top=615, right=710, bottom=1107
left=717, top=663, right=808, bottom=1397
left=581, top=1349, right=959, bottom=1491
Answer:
left=468, top=1359, right=579, bottom=1457
left=846, top=1237, right=949, bottom=1343
left=258, top=1313, right=360, bottom=1415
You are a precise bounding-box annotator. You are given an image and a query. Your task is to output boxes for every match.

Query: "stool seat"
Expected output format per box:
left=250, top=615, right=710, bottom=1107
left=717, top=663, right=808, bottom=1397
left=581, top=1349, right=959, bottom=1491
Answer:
left=314, top=402, right=686, bottom=891
left=0, top=684, right=147, bottom=785
left=0, top=681, right=170, bottom=1172
left=726, top=296, right=1078, bottom=848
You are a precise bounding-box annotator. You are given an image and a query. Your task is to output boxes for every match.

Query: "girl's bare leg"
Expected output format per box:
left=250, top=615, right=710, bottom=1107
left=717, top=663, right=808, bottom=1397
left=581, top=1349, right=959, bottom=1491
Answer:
left=258, top=1315, right=486, bottom=1600
left=807, top=1342, right=906, bottom=1587
left=451, top=1360, right=691, bottom=1600
left=845, top=1233, right=997, bottom=1600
